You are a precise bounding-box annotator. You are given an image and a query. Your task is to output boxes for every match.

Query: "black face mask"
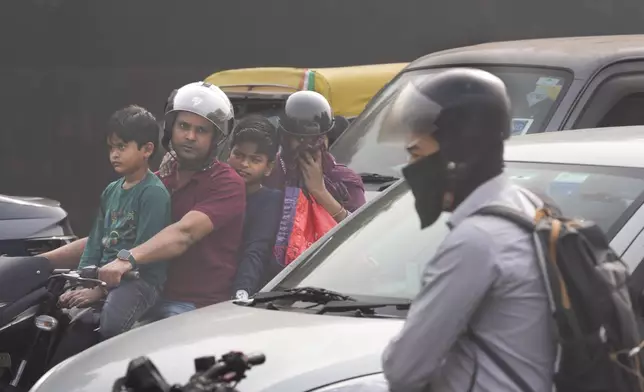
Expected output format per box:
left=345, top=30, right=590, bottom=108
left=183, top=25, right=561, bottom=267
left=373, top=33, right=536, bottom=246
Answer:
left=402, top=152, right=448, bottom=229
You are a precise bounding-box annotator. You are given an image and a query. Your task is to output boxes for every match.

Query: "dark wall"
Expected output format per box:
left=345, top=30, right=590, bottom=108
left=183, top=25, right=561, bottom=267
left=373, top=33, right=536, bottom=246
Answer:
left=2, top=0, right=644, bottom=235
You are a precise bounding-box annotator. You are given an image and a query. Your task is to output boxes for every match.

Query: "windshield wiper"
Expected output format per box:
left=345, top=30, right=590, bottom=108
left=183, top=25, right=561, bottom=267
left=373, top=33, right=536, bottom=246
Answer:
left=245, top=286, right=356, bottom=306
left=359, top=172, right=400, bottom=184
left=318, top=299, right=411, bottom=315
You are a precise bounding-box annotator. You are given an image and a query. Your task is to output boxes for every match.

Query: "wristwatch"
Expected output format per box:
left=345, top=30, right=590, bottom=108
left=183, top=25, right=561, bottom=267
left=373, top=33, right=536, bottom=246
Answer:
left=116, top=249, right=137, bottom=269
left=235, top=290, right=249, bottom=300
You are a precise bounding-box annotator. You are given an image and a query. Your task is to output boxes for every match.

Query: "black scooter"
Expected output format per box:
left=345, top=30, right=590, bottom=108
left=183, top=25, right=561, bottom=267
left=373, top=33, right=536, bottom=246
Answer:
left=0, top=256, right=138, bottom=391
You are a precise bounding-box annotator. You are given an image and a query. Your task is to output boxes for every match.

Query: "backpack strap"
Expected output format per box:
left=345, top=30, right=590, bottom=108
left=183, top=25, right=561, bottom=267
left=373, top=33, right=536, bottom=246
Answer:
left=474, top=205, right=537, bottom=232
left=467, top=328, right=536, bottom=392
left=466, top=204, right=545, bottom=392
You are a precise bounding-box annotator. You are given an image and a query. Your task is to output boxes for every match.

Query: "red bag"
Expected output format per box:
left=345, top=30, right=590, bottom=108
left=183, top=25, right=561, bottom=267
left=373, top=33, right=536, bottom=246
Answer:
left=284, top=192, right=337, bottom=266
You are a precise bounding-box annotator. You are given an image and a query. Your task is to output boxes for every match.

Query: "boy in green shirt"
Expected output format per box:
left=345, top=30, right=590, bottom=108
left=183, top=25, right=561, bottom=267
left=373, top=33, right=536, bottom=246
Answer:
left=59, top=105, right=171, bottom=340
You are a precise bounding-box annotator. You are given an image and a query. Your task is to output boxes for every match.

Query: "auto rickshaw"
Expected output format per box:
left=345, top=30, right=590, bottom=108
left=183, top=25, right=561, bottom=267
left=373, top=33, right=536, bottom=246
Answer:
left=204, top=63, right=407, bottom=159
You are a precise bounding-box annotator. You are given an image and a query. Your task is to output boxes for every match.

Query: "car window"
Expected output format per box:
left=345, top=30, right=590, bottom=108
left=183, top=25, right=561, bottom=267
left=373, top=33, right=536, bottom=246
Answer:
left=598, top=93, right=644, bottom=127
left=330, top=66, right=572, bottom=179
left=274, top=162, right=644, bottom=302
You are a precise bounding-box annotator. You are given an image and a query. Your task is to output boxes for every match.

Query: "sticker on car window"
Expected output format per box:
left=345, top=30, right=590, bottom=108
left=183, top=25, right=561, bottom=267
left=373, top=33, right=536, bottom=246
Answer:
left=538, top=84, right=563, bottom=100
left=511, top=118, right=534, bottom=135
left=526, top=89, right=549, bottom=107
left=527, top=77, right=563, bottom=106
left=536, top=77, right=561, bottom=87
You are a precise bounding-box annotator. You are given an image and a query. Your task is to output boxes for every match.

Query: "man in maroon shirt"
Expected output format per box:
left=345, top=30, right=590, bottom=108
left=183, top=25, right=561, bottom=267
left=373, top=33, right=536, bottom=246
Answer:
left=104, top=81, right=246, bottom=319
left=45, top=82, right=246, bottom=320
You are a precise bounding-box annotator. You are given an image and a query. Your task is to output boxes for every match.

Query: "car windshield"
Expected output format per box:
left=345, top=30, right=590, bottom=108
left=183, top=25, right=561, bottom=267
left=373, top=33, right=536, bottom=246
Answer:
left=273, top=162, right=644, bottom=302
left=330, top=66, right=572, bottom=178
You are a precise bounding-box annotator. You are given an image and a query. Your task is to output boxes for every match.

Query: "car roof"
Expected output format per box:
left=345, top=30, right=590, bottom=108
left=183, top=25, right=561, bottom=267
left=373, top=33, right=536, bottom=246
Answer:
left=407, top=35, right=644, bottom=80
left=504, top=126, right=644, bottom=168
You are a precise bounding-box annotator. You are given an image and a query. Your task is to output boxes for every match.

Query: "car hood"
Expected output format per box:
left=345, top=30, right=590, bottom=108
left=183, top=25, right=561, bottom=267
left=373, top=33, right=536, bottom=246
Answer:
left=363, top=183, right=386, bottom=203
left=32, top=302, right=403, bottom=392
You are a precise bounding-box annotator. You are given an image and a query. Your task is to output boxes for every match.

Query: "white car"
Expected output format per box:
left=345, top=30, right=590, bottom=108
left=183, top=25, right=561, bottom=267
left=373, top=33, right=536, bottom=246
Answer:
left=31, top=126, right=644, bottom=392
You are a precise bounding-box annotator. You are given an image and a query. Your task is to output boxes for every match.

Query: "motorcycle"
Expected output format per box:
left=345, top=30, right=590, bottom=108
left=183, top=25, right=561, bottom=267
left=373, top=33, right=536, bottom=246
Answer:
left=0, top=256, right=138, bottom=391
left=113, top=350, right=266, bottom=392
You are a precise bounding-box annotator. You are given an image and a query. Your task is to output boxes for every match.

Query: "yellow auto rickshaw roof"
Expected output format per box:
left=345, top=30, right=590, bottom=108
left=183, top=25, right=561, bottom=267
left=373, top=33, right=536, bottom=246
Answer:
left=204, top=63, right=408, bottom=117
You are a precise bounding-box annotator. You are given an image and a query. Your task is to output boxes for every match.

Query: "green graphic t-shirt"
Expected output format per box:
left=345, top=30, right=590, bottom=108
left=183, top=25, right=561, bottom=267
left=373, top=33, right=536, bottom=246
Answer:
left=79, top=170, right=171, bottom=287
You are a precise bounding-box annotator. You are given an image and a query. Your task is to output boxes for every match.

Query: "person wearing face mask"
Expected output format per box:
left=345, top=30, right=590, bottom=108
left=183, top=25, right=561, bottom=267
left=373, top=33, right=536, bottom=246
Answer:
left=265, top=91, right=366, bottom=272
left=379, top=68, right=555, bottom=392
left=266, top=91, right=366, bottom=215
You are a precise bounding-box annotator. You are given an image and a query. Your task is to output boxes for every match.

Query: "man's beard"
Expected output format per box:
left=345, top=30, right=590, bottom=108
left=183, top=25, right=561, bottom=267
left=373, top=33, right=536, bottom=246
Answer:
left=171, top=142, right=213, bottom=171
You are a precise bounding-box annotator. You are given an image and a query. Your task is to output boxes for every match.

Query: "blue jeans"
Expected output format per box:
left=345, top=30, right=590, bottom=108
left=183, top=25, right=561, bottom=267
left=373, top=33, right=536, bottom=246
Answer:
left=99, top=279, right=159, bottom=340
left=139, top=298, right=196, bottom=323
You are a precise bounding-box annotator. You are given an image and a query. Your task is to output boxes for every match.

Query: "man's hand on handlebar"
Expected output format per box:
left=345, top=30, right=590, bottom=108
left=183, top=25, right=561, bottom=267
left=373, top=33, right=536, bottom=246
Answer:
left=59, top=287, right=105, bottom=308
left=99, top=259, right=134, bottom=287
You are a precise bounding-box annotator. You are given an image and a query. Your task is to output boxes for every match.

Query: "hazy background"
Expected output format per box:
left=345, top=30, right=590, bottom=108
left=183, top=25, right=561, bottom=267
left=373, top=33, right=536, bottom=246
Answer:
left=2, top=0, right=643, bottom=235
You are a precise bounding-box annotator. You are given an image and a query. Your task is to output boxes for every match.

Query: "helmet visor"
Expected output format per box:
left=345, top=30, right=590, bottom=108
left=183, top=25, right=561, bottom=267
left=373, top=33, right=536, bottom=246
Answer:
left=377, top=80, right=443, bottom=146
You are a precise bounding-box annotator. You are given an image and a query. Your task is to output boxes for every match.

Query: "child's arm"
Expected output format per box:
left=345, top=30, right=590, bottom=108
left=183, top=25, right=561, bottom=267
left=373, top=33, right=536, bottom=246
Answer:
left=133, top=186, right=171, bottom=247
left=232, top=193, right=282, bottom=296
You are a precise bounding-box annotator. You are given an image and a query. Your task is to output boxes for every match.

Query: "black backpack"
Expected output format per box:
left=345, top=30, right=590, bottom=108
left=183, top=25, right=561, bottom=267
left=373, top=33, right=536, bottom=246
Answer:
left=470, top=204, right=644, bottom=392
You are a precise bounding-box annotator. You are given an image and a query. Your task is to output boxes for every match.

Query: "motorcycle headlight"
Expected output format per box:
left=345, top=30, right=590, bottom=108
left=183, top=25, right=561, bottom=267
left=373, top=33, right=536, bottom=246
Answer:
left=312, top=373, right=389, bottom=391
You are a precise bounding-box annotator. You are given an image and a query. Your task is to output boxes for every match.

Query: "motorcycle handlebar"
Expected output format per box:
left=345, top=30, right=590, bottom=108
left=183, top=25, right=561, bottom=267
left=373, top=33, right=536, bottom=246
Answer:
left=51, top=267, right=140, bottom=285
left=201, top=353, right=265, bottom=380
left=113, top=351, right=266, bottom=392
left=246, top=353, right=266, bottom=366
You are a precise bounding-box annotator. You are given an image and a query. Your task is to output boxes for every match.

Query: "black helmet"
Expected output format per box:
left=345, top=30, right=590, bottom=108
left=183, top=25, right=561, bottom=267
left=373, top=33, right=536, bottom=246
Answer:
left=162, top=81, right=234, bottom=150
left=278, top=91, right=334, bottom=137
left=379, top=68, right=511, bottom=157
left=379, top=68, right=512, bottom=226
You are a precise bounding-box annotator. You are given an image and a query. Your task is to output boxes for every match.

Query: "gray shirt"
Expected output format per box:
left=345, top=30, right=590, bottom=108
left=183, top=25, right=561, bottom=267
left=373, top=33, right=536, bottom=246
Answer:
left=382, top=174, right=555, bottom=392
